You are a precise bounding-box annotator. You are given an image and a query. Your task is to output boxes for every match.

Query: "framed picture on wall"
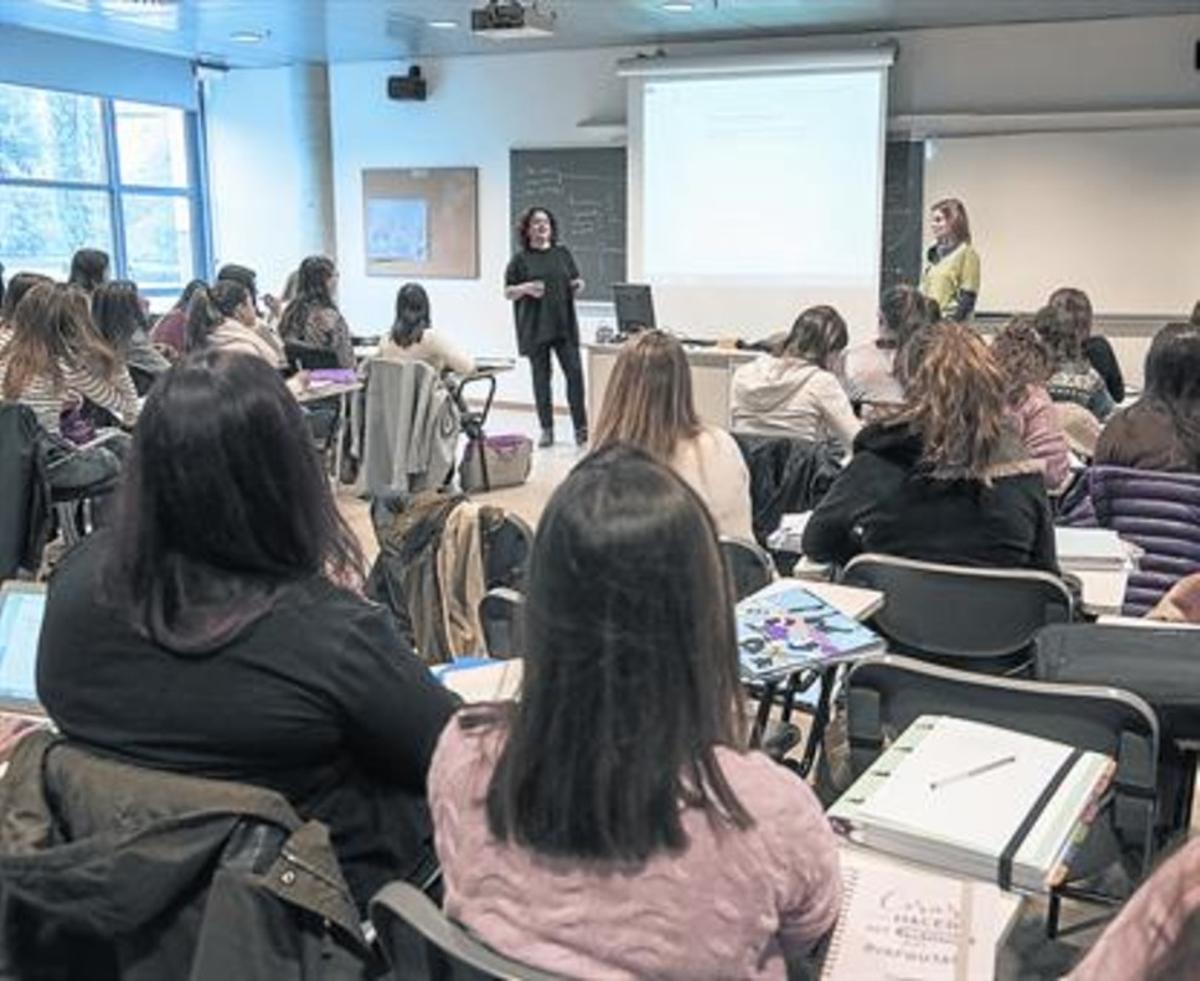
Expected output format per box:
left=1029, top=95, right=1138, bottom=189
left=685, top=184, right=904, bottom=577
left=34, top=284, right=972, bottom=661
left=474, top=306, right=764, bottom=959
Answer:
left=362, top=167, right=478, bottom=278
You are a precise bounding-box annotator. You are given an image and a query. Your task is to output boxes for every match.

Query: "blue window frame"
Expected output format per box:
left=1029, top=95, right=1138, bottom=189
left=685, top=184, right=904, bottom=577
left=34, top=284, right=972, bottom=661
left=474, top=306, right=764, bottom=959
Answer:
left=0, top=80, right=208, bottom=304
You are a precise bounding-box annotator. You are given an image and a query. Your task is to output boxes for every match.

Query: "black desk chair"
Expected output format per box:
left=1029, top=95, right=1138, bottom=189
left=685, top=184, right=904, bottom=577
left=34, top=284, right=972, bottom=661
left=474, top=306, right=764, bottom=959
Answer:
left=844, top=653, right=1161, bottom=936
left=479, top=587, right=524, bottom=661
left=371, top=881, right=563, bottom=981
left=719, top=536, right=776, bottom=601
left=1036, top=622, right=1200, bottom=846
left=284, top=341, right=341, bottom=371
left=841, top=553, right=1073, bottom=673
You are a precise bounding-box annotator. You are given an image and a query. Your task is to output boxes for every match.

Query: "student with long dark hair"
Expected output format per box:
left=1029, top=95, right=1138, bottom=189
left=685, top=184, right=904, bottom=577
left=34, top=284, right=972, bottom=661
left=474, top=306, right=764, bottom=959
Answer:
left=217, top=262, right=286, bottom=359
left=731, top=304, right=860, bottom=451
left=1035, top=303, right=1115, bottom=422
left=36, top=350, right=457, bottom=909
left=185, top=280, right=282, bottom=366
left=592, top=330, right=752, bottom=539
left=277, top=255, right=354, bottom=368
left=504, top=206, right=588, bottom=447
left=430, top=445, right=840, bottom=977
left=67, top=248, right=110, bottom=294
left=0, top=281, right=137, bottom=490
left=804, top=322, right=1056, bottom=571
left=379, top=282, right=475, bottom=375
left=92, top=280, right=170, bottom=383
left=1096, top=322, right=1200, bottom=472
left=150, top=279, right=206, bottom=358
left=1048, top=286, right=1124, bottom=404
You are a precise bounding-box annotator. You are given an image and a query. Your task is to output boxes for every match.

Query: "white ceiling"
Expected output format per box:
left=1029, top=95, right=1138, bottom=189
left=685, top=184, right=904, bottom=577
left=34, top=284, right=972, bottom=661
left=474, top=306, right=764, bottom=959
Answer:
left=0, top=0, right=1197, bottom=68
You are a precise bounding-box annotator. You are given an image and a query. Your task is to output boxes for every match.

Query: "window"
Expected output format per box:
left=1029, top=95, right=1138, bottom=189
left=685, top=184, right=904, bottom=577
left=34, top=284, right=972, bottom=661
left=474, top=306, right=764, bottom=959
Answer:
left=0, top=82, right=206, bottom=299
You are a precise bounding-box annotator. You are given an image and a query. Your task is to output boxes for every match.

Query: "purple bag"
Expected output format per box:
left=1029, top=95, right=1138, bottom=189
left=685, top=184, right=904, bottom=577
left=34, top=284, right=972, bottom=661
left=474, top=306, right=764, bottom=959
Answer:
left=459, top=434, right=532, bottom=492
left=58, top=405, right=96, bottom=447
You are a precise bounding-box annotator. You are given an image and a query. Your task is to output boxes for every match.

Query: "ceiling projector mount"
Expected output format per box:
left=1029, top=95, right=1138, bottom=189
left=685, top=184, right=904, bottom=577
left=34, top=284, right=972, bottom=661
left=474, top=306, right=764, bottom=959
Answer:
left=471, top=1, right=557, bottom=40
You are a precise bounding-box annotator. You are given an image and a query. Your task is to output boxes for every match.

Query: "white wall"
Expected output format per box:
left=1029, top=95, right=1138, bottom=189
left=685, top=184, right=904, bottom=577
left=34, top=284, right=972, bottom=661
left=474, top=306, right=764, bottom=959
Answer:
left=205, top=63, right=335, bottom=297
left=329, top=48, right=628, bottom=404
left=324, top=13, right=1200, bottom=406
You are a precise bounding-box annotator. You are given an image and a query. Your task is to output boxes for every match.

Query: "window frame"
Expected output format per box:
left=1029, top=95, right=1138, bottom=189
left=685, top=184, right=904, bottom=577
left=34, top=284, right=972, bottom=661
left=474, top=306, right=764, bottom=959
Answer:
left=0, top=81, right=209, bottom=301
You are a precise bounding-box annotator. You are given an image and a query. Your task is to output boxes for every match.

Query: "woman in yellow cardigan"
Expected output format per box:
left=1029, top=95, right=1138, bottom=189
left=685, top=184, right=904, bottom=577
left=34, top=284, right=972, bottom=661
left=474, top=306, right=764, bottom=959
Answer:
left=921, top=197, right=981, bottom=321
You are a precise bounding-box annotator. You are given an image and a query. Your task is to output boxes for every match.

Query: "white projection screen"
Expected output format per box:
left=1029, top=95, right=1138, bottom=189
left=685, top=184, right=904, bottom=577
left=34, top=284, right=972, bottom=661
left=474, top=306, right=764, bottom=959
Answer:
left=621, top=49, right=894, bottom=342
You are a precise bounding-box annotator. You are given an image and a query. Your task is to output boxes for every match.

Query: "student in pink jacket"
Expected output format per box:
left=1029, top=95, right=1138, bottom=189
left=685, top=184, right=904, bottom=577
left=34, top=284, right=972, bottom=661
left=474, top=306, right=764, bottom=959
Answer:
left=991, top=315, right=1071, bottom=491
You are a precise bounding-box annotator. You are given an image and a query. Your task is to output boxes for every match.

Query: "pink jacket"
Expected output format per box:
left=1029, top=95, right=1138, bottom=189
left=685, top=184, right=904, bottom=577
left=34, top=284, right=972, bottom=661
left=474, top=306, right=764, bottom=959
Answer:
left=1007, top=384, right=1071, bottom=491
left=1069, top=836, right=1200, bottom=979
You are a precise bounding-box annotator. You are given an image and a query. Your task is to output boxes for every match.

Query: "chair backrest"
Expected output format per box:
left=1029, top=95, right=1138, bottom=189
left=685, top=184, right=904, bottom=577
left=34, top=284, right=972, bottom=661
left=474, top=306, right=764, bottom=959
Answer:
left=484, top=513, right=533, bottom=592
left=719, top=536, right=776, bottom=601
left=844, top=653, right=1161, bottom=875
left=479, top=587, right=525, bottom=660
left=363, top=358, right=459, bottom=497
left=840, top=553, right=1073, bottom=665
left=370, top=881, right=563, bottom=981
left=0, top=402, right=51, bottom=580
left=1087, top=465, right=1200, bottom=616
left=284, top=340, right=340, bottom=371
left=730, top=433, right=841, bottom=543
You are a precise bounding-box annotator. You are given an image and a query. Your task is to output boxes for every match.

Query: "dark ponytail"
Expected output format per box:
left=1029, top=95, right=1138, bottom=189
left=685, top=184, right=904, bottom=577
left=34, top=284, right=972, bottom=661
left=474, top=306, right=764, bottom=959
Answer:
left=185, top=281, right=249, bottom=352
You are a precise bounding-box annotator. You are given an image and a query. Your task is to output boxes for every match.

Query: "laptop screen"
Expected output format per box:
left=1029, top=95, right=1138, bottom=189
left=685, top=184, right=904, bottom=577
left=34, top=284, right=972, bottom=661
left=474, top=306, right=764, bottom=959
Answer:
left=0, top=588, right=45, bottom=709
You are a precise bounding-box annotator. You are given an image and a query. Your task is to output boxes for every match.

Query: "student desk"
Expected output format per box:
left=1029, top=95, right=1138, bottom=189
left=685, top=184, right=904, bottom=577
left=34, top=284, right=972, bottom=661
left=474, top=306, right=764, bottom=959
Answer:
left=585, top=342, right=757, bottom=430
left=439, top=579, right=885, bottom=709
left=295, top=379, right=363, bottom=483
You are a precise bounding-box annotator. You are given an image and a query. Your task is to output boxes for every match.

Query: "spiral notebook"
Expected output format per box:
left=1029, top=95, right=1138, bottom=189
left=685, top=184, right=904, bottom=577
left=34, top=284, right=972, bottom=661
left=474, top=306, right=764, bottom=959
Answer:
left=821, top=851, right=973, bottom=981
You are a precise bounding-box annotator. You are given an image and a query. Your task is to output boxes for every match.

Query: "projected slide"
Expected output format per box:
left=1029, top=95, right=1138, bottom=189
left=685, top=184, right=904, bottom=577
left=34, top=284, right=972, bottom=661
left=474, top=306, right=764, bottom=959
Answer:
left=643, top=71, right=881, bottom=285
left=366, top=197, right=429, bottom=263
left=628, top=55, right=890, bottom=336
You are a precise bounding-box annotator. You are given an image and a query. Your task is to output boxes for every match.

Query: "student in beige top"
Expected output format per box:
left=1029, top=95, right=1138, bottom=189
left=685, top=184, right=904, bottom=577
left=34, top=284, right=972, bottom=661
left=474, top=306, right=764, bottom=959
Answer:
left=732, top=304, right=861, bottom=453
left=377, top=282, right=475, bottom=377
left=592, top=330, right=753, bottom=540
left=185, top=281, right=283, bottom=367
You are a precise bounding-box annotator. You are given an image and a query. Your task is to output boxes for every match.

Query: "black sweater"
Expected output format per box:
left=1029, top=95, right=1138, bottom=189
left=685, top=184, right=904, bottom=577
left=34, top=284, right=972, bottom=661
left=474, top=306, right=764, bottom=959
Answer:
left=802, top=423, right=1058, bottom=574
left=36, top=533, right=458, bottom=909
left=1083, top=335, right=1125, bottom=404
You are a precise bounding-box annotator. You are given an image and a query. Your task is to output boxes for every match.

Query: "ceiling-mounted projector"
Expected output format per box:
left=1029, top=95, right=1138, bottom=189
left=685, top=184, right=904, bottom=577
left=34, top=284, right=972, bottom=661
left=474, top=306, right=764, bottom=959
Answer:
left=470, top=1, right=556, bottom=39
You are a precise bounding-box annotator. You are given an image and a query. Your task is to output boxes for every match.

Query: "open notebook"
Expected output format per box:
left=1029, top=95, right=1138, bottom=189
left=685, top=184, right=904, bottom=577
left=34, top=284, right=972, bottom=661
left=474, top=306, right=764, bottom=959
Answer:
left=828, top=716, right=1113, bottom=892
left=736, top=584, right=882, bottom=682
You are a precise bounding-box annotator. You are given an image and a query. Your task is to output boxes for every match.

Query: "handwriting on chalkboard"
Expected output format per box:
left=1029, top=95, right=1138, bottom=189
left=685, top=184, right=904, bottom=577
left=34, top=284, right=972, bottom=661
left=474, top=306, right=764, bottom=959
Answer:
left=511, top=148, right=627, bottom=302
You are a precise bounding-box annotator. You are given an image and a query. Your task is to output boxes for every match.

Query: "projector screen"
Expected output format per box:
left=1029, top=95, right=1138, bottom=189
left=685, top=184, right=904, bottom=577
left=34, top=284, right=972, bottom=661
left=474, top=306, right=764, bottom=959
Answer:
left=622, top=50, right=893, bottom=341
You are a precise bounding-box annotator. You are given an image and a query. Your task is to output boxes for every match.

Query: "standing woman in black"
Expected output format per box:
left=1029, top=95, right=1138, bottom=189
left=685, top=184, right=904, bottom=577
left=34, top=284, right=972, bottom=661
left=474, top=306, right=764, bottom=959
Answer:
left=504, top=207, right=588, bottom=447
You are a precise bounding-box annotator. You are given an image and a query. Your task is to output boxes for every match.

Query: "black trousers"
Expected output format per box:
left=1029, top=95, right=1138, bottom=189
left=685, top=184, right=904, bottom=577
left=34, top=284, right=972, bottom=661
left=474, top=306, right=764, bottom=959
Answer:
left=528, top=338, right=587, bottom=433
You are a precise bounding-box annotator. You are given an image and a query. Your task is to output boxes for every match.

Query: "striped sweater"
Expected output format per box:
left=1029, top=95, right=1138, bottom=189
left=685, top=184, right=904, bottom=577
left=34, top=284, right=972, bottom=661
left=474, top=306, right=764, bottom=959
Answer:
left=0, top=325, right=139, bottom=436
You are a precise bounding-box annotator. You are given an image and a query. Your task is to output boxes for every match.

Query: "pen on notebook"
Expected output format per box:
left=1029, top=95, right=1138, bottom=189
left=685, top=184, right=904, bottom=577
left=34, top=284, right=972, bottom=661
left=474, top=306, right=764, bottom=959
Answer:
left=929, top=754, right=1016, bottom=791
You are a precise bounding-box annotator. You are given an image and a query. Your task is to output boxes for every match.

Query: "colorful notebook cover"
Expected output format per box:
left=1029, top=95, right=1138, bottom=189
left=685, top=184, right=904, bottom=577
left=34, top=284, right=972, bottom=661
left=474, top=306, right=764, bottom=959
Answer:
left=736, top=585, right=882, bottom=681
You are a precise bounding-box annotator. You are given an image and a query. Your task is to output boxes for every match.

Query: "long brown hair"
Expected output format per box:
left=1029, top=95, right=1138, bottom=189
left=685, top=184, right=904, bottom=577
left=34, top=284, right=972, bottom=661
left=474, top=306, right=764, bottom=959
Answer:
left=1047, top=287, right=1093, bottom=343
left=1033, top=303, right=1082, bottom=363
left=777, top=304, right=848, bottom=369
left=931, top=197, right=972, bottom=244
left=592, top=330, right=701, bottom=461
left=894, top=322, right=1010, bottom=480
left=991, top=315, right=1053, bottom=407
left=2, top=282, right=118, bottom=400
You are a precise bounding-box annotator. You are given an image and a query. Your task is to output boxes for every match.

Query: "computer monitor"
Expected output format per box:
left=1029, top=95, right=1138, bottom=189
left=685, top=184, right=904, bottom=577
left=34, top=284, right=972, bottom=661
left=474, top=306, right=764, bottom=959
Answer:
left=0, top=582, right=46, bottom=716
left=612, top=283, right=656, bottom=335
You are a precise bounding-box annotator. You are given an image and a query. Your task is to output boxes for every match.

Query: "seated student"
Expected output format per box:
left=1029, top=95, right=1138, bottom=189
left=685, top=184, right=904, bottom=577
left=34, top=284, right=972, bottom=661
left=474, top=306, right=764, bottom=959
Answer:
left=1049, top=286, right=1124, bottom=404
left=67, top=248, right=109, bottom=295
left=430, top=445, right=840, bottom=978
left=378, top=282, right=475, bottom=376
left=842, top=284, right=935, bottom=410
left=1096, top=321, right=1200, bottom=472
left=0, top=271, right=52, bottom=327
left=592, top=331, right=753, bottom=540
left=216, top=262, right=286, bottom=361
left=1068, top=836, right=1200, bottom=980
left=91, top=279, right=171, bottom=386
left=990, top=315, right=1072, bottom=491
left=731, top=304, right=861, bottom=452
left=185, top=280, right=283, bottom=367
left=277, top=255, right=354, bottom=368
left=1034, top=304, right=1115, bottom=422
left=803, top=323, right=1056, bottom=572
left=36, top=350, right=457, bottom=910
left=150, top=279, right=206, bottom=358
left=0, top=281, right=137, bottom=492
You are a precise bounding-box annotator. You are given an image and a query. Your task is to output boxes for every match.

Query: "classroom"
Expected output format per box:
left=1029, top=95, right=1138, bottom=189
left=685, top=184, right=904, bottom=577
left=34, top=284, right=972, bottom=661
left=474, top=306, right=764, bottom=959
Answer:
left=1, top=1, right=1200, bottom=978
